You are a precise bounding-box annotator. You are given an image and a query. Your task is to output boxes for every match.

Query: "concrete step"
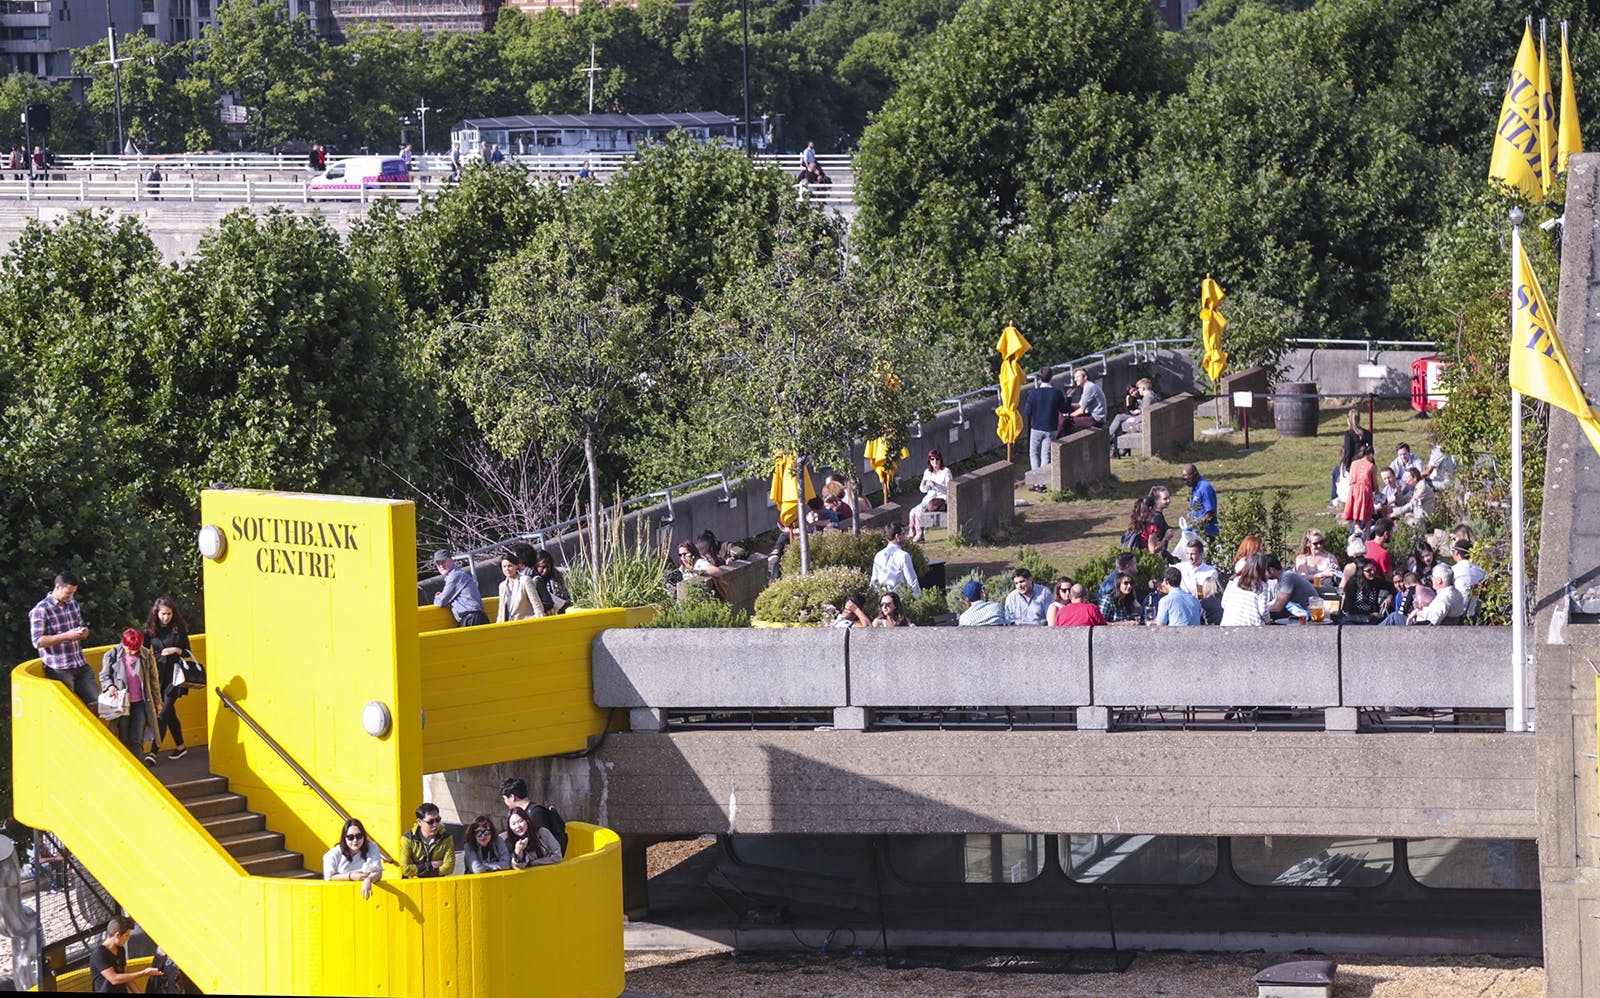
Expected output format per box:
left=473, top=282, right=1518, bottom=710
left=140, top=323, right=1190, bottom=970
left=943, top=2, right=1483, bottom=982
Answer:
left=165, top=774, right=228, bottom=801
left=216, top=829, right=285, bottom=859
left=199, top=810, right=265, bottom=838
left=180, top=791, right=249, bottom=819
left=239, top=849, right=308, bottom=876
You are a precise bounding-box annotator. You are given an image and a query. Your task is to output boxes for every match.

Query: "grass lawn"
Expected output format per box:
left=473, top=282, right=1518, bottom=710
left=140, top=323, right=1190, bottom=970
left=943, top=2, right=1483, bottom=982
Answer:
left=894, top=402, right=1437, bottom=581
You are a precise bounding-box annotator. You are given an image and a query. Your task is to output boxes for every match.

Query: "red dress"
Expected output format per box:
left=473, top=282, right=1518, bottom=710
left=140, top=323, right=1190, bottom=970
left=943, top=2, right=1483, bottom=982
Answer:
left=1345, top=456, right=1376, bottom=522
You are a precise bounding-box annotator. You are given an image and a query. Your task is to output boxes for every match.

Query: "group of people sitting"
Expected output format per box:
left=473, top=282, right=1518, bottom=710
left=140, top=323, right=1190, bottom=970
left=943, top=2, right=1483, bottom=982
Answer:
left=1333, top=411, right=1446, bottom=532
left=943, top=514, right=1487, bottom=629
left=1022, top=365, right=1121, bottom=477
left=431, top=545, right=571, bottom=628
left=325, top=778, right=564, bottom=900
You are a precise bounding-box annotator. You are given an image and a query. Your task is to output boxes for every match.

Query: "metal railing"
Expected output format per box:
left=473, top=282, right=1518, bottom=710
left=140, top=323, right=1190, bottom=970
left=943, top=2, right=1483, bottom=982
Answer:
left=213, top=687, right=399, bottom=866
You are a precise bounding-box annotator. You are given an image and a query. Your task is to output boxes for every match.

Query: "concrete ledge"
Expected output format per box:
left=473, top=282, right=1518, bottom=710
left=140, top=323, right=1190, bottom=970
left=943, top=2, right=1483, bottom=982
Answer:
left=1340, top=626, right=1515, bottom=707
left=847, top=628, right=1091, bottom=706
left=1135, top=393, right=1196, bottom=459
left=1219, top=365, right=1272, bottom=427
left=1092, top=626, right=1340, bottom=705
left=1049, top=428, right=1111, bottom=492
left=948, top=460, right=1015, bottom=542
left=593, top=628, right=847, bottom=707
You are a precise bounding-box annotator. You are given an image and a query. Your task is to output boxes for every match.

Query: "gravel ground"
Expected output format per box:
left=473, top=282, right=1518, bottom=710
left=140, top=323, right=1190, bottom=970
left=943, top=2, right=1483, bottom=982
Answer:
left=647, top=838, right=717, bottom=878
left=623, top=949, right=1544, bottom=997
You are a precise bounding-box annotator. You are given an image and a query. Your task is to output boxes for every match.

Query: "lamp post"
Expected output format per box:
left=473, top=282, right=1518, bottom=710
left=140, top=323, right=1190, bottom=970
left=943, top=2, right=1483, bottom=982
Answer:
left=740, top=0, right=751, bottom=156
left=96, top=21, right=132, bottom=154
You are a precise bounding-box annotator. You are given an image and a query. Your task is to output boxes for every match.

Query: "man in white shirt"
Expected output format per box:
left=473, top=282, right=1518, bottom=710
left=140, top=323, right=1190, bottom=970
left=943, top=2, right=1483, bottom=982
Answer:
left=1450, top=540, right=1485, bottom=616
left=1389, top=442, right=1425, bottom=482
left=1176, top=537, right=1222, bottom=624
left=870, top=523, right=920, bottom=597
left=1382, top=564, right=1464, bottom=625
left=957, top=579, right=1008, bottom=626
left=1003, top=567, right=1053, bottom=625
left=1377, top=466, right=1411, bottom=513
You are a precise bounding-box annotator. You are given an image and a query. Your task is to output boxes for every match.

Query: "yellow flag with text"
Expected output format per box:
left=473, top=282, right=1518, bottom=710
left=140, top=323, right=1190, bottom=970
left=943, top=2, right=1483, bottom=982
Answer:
left=1510, top=240, right=1600, bottom=458
left=1560, top=24, right=1584, bottom=174
left=1489, top=24, right=1547, bottom=199
left=1537, top=27, right=1556, bottom=194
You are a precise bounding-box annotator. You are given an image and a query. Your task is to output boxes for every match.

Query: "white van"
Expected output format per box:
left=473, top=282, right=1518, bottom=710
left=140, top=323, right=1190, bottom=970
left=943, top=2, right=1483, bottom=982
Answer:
left=308, top=156, right=410, bottom=190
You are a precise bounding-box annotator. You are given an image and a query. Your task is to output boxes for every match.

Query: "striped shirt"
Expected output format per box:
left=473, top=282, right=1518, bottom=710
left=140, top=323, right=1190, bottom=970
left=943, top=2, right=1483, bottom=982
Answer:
left=29, top=592, right=86, bottom=671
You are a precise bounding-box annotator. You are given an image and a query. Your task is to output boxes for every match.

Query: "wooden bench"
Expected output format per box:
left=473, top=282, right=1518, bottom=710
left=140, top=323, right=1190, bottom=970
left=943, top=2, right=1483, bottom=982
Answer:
left=1115, top=392, right=1196, bottom=459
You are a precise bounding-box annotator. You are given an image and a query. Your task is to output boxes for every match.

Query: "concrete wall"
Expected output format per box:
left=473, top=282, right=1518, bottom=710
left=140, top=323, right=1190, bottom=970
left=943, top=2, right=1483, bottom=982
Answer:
left=1134, top=392, right=1196, bottom=459
left=1279, top=347, right=1436, bottom=399
left=1048, top=428, right=1110, bottom=492
left=1219, top=365, right=1272, bottom=426
left=947, top=460, right=1015, bottom=542
left=0, top=201, right=382, bottom=259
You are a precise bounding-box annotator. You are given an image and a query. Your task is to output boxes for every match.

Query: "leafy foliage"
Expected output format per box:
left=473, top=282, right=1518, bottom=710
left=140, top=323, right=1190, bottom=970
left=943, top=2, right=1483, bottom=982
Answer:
left=753, top=565, right=871, bottom=624
left=779, top=528, right=928, bottom=579
left=638, top=584, right=751, bottom=628
left=1067, top=546, right=1170, bottom=598
left=1214, top=487, right=1296, bottom=566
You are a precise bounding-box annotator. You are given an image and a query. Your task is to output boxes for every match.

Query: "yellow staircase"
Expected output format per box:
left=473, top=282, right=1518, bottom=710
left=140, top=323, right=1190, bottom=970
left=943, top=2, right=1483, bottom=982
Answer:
left=13, top=489, right=637, bottom=997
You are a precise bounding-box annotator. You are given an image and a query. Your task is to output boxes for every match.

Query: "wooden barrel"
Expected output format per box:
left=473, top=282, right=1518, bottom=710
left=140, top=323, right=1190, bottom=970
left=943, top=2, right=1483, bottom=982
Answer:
left=1274, top=382, right=1320, bottom=437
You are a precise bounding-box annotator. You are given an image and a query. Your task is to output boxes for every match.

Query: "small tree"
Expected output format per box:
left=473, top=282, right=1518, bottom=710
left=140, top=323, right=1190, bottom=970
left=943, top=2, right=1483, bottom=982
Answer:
left=448, top=236, right=657, bottom=576
left=694, top=241, right=934, bottom=574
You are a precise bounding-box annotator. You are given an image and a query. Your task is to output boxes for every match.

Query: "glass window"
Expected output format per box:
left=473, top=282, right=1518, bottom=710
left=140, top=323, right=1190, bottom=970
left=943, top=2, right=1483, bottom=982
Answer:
left=726, top=834, right=871, bottom=880
left=1060, top=834, right=1217, bottom=885
left=1407, top=838, right=1538, bottom=890
left=888, top=835, right=1044, bottom=884
left=1232, top=836, right=1394, bottom=887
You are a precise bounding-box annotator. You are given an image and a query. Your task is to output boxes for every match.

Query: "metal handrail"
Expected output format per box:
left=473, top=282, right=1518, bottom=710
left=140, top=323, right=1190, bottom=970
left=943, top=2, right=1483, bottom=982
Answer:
left=213, top=687, right=398, bottom=866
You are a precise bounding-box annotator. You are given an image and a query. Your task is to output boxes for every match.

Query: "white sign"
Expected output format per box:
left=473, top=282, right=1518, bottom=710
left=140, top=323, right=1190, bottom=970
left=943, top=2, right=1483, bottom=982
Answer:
left=1231, top=391, right=1254, bottom=408
left=1358, top=363, right=1389, bottom=380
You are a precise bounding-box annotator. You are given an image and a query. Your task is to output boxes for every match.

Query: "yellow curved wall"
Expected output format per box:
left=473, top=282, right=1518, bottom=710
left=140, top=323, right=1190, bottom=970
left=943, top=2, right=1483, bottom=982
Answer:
left=14, top=660, right=624, bottom=997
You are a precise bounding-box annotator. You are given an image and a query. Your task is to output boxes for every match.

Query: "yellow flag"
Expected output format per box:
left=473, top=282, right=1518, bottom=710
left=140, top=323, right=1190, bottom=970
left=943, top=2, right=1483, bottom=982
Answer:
left=1537, top=24, right=1557, bottom=193
left=1489, top=23, right=1547, bottom=199
left=1510, top=239, right=1600, bottom=458
left=1200, top=275, right=1227, bottom=383
left=1560, top=22, right=1584, bottom=174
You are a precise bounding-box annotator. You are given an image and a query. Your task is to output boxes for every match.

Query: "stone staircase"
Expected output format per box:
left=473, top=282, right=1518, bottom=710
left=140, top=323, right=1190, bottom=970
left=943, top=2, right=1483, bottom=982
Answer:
left=166, top=772, right=318, bottom=879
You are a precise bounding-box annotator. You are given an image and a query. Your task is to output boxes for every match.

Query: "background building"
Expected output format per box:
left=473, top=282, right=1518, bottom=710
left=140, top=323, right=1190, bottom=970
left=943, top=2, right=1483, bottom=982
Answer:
left=451, top=110, right=737, bottom=157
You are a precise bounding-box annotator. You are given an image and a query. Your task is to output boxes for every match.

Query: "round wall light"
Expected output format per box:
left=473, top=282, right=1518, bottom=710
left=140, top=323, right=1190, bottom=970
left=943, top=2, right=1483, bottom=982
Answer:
left=197, top=524, right=227, bottom=561
left=362, top=700, right=392, bottom=738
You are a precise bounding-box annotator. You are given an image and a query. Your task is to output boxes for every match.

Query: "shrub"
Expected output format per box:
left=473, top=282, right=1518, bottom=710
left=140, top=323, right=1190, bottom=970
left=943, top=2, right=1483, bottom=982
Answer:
left=781, top=529, right=928, bottom=578
left=1068, top=545, right=1169, bottom=599
left=567, top=506, right=671, bottom=610
left=1010, top=546, right=1059, bottom=584
left=887, top=582, right=949, bottom=626
left=1213, top=487, right=1294, bottom=563
left=639, top=585, right=750, bottom=628
left=753, top=566, right=871, bottom=624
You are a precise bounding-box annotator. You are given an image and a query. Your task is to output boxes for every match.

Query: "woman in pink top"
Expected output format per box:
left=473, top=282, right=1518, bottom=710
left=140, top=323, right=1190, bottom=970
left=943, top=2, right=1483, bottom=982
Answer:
left=98, top=628, right=161, bottom=766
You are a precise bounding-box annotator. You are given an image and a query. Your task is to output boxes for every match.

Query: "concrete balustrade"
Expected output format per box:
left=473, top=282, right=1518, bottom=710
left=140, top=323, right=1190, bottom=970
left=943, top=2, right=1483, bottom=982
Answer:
left=590, top=625, right=1522, bottom=725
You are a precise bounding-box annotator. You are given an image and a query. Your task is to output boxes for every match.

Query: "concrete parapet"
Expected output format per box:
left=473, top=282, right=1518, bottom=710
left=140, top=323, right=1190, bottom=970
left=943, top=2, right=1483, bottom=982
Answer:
left=1091, top=626, right=1340, bottom=706
left=1340, top=626, right=1515, bottom=707
left=847, top=628, right=1091, bottom=706
left=592, top=628, right=847, bottom=707
left=1135, top=392, right=1196, bottom=459
left=1049, top=428, right=1111, bottom=492
left=1218, top=365, right=1272, bottom=427
left=947, top=460, right=1015, bottom=542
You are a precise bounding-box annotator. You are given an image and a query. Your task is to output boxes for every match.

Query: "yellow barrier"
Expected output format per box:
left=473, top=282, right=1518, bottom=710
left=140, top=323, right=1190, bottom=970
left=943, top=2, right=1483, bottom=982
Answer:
left=14, top=660, right=624, bottom=997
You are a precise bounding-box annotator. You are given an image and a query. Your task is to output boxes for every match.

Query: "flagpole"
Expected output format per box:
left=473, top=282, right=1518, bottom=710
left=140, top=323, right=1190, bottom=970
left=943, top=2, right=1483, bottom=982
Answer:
left=1509, top=208, right=1528, bottom=733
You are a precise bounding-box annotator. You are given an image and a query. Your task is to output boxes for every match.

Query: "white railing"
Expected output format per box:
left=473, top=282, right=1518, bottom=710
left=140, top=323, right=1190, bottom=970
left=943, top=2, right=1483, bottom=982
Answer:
left=51, top=151, right=853, bottom=177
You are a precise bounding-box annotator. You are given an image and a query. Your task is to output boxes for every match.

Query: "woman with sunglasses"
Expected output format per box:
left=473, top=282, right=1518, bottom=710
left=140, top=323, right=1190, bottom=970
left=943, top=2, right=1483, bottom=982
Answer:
left=872, top=592, right=914, bottom=627
left=1294, top=530, right=1340, bottom=589
left=464, top=815, right=512, bottom=874
left=1098, top=572, right=1146, bottom=625
left=506, top=806, right=563, bottom=868
left=324, top=818, right=383, bottom=899
left=1045, top=577, right=1074, bottom=627
left=1341, top=555, right=1395, bottom=625
left=907, top=449, right=952, bottom=543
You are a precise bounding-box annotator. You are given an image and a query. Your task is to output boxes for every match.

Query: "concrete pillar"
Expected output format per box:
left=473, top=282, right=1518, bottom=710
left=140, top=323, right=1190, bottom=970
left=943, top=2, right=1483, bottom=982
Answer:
left=832, top=707, right=866, bottom=731
left=1324, top=707, right=1358, bottom=733
left=1077, top=706, right=1110, bottom=732
left=620, top=835, right=651, bottom=920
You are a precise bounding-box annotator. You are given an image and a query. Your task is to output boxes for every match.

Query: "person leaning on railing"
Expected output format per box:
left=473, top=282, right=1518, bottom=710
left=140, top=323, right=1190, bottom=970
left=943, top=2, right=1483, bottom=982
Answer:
left=401, top=803, right=456, bottom=878
left=505, top=807, right=562, bottom=868
left=464, top=816, right=512, bottom=874
left=324, top=817, right=383, bottom=900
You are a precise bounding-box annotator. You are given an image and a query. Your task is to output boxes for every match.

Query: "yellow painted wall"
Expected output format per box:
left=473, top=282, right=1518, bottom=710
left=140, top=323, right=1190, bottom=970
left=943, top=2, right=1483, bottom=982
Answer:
left=420, top=606, right=651, bottom=773
left=201, top=490, right=421, bottom=867
left=14, top=660, right=625, bottom=998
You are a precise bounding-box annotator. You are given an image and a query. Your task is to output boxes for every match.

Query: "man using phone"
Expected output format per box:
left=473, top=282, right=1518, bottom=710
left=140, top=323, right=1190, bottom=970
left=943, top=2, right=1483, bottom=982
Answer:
left=29, top=572, right=96, bottom=705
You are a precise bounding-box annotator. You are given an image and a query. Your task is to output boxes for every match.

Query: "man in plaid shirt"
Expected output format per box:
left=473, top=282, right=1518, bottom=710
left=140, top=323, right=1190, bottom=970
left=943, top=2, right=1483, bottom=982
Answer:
left=28, top=572, right=96, bottom=705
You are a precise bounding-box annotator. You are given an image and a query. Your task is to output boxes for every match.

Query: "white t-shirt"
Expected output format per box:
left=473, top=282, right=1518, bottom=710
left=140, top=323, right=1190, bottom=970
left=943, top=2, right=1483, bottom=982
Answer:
left=1177, top=560, right=1220, bottom=600
left=1219, top=580, right=1270, bottom=625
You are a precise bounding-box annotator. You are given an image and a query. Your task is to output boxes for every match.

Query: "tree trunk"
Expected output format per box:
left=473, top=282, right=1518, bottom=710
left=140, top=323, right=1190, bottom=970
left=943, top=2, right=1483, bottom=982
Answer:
left=585, top=430, right=601, bottom=595
left=795, top=456, right=811, bottom=576
left=844, top=434, right=860, bottom=538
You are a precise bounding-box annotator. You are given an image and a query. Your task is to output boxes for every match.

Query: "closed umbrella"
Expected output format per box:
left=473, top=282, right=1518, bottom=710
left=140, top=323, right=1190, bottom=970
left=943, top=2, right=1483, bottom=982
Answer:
left=864, top=437, right=907, bottom=503
left=1201, top=275, right=1228, bottom=384
left=769, top=452, right=816, bottom=529
left=994, top=323, right=1031, bottom=461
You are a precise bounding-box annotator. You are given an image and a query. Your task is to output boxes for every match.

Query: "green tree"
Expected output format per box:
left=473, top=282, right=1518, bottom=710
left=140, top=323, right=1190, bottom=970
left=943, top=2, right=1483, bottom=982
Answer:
left=76, top=35, right=215, bottom=153
left=189, top=0, right=330, bottom=148
left=0, top=73, right=89, bottom=155
left=328, top=24, right=428, bottom=153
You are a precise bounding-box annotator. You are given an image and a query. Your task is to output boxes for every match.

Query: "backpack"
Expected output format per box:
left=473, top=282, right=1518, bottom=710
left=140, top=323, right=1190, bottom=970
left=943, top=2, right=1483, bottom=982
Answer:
left=529, top=804, right=568, bottom=854
left=151, top=952, right=196, bottom=994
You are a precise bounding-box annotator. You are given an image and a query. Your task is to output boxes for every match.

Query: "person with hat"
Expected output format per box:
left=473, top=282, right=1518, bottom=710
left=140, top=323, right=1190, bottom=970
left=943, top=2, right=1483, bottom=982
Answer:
left=431, top=550, right=489, bottom=628
left=957, top=579, right=1008, bottom=626
left=99, top=628, right=161, bottom=766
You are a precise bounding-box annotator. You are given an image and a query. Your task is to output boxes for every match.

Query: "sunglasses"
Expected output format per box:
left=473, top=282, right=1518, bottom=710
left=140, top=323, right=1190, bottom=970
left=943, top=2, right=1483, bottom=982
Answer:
left=474, top=828, right=493, bottom=837
left=345, top=833, right=365, bottom=841
left=420, top=817, right=440, bottom=826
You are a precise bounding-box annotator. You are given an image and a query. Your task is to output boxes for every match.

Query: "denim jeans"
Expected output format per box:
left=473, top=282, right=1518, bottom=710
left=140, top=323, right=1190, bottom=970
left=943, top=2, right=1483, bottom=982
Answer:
left=47, top=664, right=97, bottom=706
left=1028, top=429, right=1053, bottom=470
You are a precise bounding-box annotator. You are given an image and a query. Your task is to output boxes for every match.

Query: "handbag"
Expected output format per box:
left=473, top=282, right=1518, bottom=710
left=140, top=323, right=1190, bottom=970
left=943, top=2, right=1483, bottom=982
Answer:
left=172, top=650, right=207, bottom=690
left=97, top=688, right=128, bottom=720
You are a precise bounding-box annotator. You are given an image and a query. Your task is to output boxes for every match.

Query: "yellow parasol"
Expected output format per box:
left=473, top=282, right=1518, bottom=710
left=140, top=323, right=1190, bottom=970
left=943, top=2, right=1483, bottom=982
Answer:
left=769, top=452, right=817, bottom=529
left=1201, top=275, right=1228, bottom=384
left=994, top=323, right=1031, bottom=461
left=864, top=437, right=907, bottom=502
